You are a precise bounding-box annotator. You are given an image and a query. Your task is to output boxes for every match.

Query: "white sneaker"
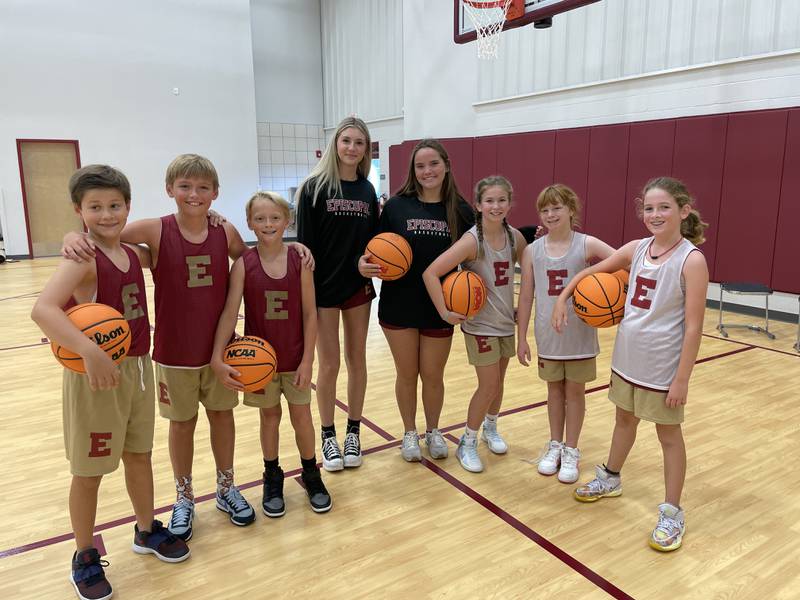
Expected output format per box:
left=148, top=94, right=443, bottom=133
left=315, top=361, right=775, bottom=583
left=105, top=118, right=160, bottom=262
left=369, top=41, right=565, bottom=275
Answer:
left=558, top=446, right=580, bottom=483
left=425, top=429, right=448, bottom=459
left=456, top=435, right=483, bottom=473
left=537, top=440, right=564, bottom=475
left=401, top=431, right=422, bottom=462
left=574, top=465, right=622, bottom=502
left=649, top=503, right=685, bottom=552
left=481, top=419, right=508, bottom=454
left=321, top=435, right=344, bottom=472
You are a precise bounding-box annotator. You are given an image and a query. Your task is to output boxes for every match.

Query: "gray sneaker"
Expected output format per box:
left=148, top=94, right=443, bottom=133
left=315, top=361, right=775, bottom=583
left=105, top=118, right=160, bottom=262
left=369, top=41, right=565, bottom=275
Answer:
left=401, top=431, right=422, bottom=462
left=425, top=429, right=449, bottom=459
left=167, top=497, right=195, bottom=541
left=574, top=465, right=622, bottom=502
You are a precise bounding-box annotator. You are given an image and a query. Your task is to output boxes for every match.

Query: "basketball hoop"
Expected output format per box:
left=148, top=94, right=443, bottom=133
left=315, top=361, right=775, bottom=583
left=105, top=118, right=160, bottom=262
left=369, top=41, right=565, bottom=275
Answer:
left=462, top=0, right=513, bottom=59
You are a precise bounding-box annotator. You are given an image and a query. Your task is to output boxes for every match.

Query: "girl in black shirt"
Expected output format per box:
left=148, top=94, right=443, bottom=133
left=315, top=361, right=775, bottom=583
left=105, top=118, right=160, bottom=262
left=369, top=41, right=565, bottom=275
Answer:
left=360, top=139, right=473, bottom=463
left=296, top=117, right=379, bottom=472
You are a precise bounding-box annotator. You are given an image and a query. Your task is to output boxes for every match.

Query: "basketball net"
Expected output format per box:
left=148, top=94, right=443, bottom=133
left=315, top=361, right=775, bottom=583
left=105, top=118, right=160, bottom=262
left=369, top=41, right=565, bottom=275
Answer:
left=463, top=0, right=513, bottom=59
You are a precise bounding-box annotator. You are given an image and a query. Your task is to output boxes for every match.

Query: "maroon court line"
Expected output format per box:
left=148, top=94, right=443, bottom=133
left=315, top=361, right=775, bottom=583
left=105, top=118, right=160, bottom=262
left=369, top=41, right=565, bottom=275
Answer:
left=0, top=341, right=50, bottom=352
left=0, top=291, right=41, bottom=302
left=422, top=459, right=634, bottom=600
left=702, top=332, right=799, bottom=358
left=0, top=344, right=760, bottom=559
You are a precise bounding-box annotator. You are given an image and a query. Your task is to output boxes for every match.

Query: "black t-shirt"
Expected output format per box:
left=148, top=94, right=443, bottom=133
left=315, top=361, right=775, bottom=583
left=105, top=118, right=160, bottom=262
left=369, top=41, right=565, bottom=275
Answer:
left=377, top=194, right=474, bottom=329
left=296, top=176, right=379, bottom=307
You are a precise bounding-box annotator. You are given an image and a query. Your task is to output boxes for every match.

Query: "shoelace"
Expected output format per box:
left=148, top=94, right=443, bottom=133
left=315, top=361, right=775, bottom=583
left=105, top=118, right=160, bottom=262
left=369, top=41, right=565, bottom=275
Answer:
left=403, top=431, right=419, bottom=447
left=655, top=513, right=681, bottom=537
left=322, top=436, right=342, bottom=459
left=170, top=500, right=193, bottom=528
left=534, top=442, right=562, bottom=465
left=428, top=430, right=445, bottom=447
left=146, top=521, right=179, bottom=546
left=344, top=432, right=360, bottom=455
left=561, top=448, right=579, bottom=466
left=222, top=487, right=250, bottom=513
left=584, top=477, right=612, bottom=493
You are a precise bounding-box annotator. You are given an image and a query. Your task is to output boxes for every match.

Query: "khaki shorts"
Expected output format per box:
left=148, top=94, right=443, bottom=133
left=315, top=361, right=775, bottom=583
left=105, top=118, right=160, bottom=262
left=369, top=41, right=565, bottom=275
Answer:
left=63, top=355, right=155, bottom=477
left=537, top=357, right=597, bottom=383
left=155, top=363, right=238, bottom=422
left=243, top=372, right=311, bottom=408
left=608, top=371, right=684, bottom=425
left=464, top=333, right=515, bottom=367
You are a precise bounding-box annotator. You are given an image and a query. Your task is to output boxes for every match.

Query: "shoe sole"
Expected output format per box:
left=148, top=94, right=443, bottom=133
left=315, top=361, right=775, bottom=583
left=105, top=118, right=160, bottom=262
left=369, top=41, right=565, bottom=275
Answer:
left=402, top=452, right=422, bottom=462
left=70, top=576, right=113, bottom=600
left=574, top=488, right=623, bottom=503
left=428, top=450, right=448, bottom=459
left=648, top=534, right=683, bottom=552
left=132, top=543, right=191, bottom=563
left=480, top=433, right=508, bottom=455
left=215, top=502, right=256, bottom=526
left=262, top=506, right=286, bottom=518
left=457, top=454, right=484, bottom=473
left=310, top=500, right=332, bottom=513
left=322, top=459, right=344, bottom=472
left=558, top=468, right=580, bottom=484
left=343, top=455, right=362, bottom=468
left=538, top=467, right=559, bottom=476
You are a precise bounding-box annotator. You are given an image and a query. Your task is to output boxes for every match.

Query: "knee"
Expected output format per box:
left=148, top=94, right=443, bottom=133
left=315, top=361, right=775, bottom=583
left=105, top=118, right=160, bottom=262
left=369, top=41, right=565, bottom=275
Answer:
left=289, top=406, right=312, bottom=427
left=318, top=357, right=341, bottom=376
left=419, top=369, right=443, bottom=388
left=615, top=409, right=639, bottom=429
left=73, top=475, right=103, bottom=490
left=260, top=406, right=282, bottom=425
left=122, top=451, right=151, bottom=466
left=206, top=408, right=234, bottom=425
left=656, top=424, right=683, bottom=447
left=171, top=415, right=197, bottom=433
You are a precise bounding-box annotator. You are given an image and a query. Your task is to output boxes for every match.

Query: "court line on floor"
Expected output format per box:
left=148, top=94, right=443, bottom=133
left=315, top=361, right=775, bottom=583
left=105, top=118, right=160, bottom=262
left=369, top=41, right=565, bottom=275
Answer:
left=701, top=332, right=799, bottom=358
left=0, top=344, right=754, bottom=560
left=422, top=458, right=634, bottom=600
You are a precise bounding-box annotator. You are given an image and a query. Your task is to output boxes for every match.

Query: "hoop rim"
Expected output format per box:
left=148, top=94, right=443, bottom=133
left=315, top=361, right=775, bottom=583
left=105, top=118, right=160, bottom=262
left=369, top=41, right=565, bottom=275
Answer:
left=462, top=0, right=509, bottom=8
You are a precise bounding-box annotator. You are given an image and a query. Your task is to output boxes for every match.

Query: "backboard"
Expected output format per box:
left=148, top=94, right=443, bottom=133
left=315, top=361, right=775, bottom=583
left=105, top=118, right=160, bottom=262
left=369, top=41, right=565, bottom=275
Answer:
left=454, top=0, right=601, bottom=44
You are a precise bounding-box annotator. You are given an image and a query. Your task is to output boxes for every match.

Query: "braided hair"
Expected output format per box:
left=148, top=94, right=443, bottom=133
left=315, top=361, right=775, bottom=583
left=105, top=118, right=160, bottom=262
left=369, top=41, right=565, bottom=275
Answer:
left=474, top=176, right=514, bottom=260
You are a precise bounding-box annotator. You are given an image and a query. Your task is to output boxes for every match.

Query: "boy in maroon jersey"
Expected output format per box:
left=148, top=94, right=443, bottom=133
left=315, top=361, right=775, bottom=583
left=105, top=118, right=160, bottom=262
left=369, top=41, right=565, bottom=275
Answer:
left=211, top=191, right=331, bottom=515
left=33, top=165, right=189, bottom=600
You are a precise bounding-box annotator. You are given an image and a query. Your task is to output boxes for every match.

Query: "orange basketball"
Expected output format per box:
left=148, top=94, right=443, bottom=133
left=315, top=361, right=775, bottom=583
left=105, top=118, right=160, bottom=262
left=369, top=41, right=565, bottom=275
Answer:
left=223, top=335, right=277, bottom=392
left=366, top=232, right=413, bottom=281
left=51, top=303, right=132, bottom=373
left=442, top=270, right=487, bottom=318
left=612, top=269, right=629, bottom=294
left=573, top=272, right=626, bottom=328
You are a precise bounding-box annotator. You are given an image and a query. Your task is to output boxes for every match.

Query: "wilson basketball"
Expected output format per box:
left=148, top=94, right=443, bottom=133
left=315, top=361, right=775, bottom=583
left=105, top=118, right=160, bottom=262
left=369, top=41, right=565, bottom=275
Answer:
left=223, top=335, right=277, bottom=392
left=613, top=269, right=629, bottom=294
left=51, top=303, right=132, bottom=373
left=442, top=270, right=487, bottom=318
left=366, top=232, right=413, bottom=281
left=573, top=272, right=626, bottom=328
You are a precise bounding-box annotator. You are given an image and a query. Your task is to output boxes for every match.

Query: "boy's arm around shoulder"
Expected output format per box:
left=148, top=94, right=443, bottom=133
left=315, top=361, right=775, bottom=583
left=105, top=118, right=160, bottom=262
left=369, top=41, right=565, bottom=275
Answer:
left=294, top=262, right=317, bottom=389
left=31, top=259, right=120, bottom=391
left=223, top=221, right=248, bottom=261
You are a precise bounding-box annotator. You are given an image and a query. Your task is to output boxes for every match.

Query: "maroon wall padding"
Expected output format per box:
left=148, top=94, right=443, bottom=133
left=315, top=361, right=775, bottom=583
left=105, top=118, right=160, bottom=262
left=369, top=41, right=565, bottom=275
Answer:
left=585, top=124, right=630, bottom=248
left=472, top=136, right=499, bottom=186
left=439, top=137, right=474, bottom=205
left=388, top=140, right=417, bottom=195
left=553, top=127, right=591, bottom=223
left=772, top=109, right=800, bottom=293
left=623, top=120, right=676, bottom=242
left=671, top=115, right=728, bottom=282
left=497, top=131, right=556, bottom=227
left=715, top=110, right=788, bottom=285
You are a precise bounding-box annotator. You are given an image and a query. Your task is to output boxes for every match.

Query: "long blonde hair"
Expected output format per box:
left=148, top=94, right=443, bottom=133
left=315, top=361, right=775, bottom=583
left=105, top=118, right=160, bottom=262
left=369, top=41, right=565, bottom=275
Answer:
left=295, top=116, right=371, bottom=208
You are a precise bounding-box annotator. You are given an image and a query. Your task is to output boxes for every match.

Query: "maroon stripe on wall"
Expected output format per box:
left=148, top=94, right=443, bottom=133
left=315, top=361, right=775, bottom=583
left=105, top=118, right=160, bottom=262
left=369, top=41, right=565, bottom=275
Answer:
left=772, top=108, right=800, bottom=293
left=472, top=135, right=499, bottom=184
left=439, top=137, right=475, bottom=203
left=586, top=124, right=629, bottom=247
left=554, top=127, right=591, bottom=222
left=499, top=131, right=556, bottom=227
left=671, top=115, right=728, bottom=282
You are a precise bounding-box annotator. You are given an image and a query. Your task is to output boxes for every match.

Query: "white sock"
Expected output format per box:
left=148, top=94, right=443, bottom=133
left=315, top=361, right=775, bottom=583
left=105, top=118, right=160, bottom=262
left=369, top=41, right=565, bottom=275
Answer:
left=464, top=426, right=478, bottom=441
left=485, top=414, right=498, bottom=424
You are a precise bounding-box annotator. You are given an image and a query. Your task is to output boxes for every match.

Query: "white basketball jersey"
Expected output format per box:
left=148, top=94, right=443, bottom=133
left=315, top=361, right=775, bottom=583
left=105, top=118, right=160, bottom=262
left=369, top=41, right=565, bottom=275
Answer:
left=531, top=232, right=598, bottom=360
left=461, top=225, right=516, bottom=337
left=611, top=237, right=698, bottom=390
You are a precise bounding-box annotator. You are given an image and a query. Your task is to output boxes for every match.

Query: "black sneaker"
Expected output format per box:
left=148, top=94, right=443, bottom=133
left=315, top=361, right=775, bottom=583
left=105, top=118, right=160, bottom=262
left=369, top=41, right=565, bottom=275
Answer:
left=133, top=520, right=191, bottom=563
left=321, top=434, right=344, bottom=472
left=343, top=431, right=362, bottom=468
left=262, top=467, right=285, bottom=518
left=70, top=548, right=112, bottom=600
left=301, top=469, right=332, bottom=513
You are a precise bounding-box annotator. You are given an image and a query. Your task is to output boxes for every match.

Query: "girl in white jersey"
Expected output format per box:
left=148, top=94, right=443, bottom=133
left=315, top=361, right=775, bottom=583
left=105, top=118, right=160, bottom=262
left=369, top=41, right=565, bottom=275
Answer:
left=423, top=176, right=526, bottom=473
left=517, top=185, right=614, bottom=484
left=552, top=177, right=709, bottom=552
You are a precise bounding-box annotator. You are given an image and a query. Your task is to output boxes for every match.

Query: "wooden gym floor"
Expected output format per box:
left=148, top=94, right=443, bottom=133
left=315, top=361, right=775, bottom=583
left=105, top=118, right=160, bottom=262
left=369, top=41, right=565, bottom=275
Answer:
left=1, top=257, right=798, bottom=599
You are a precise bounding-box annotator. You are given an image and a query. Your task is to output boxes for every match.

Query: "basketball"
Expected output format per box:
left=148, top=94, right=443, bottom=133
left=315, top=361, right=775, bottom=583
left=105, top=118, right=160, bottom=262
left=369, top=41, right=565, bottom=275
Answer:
left=223, top=335, right=277, bottom=392
left=613, top=269, right=629, bottom=294
left=442, top=270, right=487, bottom=318
left=573, top=272, right=626, bottom=328
left=51, top=303, right=132, bottom=373
left=366, top=232, right=413, bottom=280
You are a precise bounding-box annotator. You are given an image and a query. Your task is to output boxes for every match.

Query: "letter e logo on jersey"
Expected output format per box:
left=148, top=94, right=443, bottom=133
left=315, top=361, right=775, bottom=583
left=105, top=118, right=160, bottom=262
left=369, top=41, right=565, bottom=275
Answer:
left=186, top=255, right=213, bottom=288
left=547, top=270, right=568, bottom=296
left=158, top=382, right=171, bottom=405
left=494, top=261, right=510, bottom=286
left=631, top=275, right=657, bottom=309
left=121, top=283, right=144, bottom=321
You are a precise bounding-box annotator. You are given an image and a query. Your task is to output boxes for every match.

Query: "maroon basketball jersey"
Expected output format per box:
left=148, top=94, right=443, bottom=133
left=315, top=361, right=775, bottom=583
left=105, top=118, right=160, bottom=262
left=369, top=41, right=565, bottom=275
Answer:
left=243, top=245, right=303, bottom=372
left=152, top=215, right=229, bottom=366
